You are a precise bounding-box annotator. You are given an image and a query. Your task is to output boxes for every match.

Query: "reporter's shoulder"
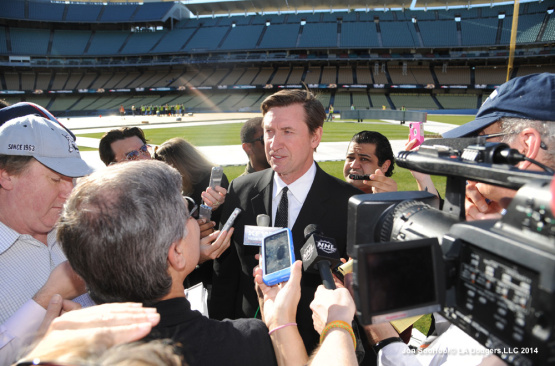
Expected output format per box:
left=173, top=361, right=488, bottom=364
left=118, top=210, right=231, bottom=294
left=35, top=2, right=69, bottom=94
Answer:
left=319, top=170, right=363, bottom=196
left=229, top=169, right=270, bottom=189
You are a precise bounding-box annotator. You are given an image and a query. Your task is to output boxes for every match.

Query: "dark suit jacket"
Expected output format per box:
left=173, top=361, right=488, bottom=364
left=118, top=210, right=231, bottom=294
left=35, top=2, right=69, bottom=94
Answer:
left=210, top=163, right=362, bottom=353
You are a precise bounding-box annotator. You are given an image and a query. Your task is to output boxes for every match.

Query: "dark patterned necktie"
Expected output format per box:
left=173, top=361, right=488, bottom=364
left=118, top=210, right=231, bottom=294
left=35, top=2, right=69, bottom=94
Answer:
left=274, top=187, right=288, bottom=228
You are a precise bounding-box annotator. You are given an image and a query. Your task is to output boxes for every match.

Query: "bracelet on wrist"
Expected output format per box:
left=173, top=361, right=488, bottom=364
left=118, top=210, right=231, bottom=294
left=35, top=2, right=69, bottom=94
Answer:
left=319, top=320, right=356, bottom=350
left=372, top=336, right=404, bottom=354
left=268, top=322, right=297, bottom=336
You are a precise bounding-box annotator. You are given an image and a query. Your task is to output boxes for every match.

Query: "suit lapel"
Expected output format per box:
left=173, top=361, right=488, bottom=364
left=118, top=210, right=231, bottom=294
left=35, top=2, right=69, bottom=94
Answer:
left=292, top=164, right=330, bottom=234
left=250, top=169, right=273, bottom=219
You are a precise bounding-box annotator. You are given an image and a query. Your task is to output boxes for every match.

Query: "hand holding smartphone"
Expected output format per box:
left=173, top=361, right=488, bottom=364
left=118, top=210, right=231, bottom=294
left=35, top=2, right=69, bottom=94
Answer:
left=217, top=207, right=241, bottom=240
left=209, top=167, right=224, bottom=189
left=261, top=228, right=295, bottom=286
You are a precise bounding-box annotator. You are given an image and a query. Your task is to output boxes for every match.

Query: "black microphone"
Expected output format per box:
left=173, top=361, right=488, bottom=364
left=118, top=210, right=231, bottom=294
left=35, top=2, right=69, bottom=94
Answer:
left=300, top=225, right=342, bottom=289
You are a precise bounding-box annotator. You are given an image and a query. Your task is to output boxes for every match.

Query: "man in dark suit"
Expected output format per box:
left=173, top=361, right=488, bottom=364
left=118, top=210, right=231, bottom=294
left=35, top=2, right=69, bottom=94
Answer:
left=210, top=89, right=361, bottom=353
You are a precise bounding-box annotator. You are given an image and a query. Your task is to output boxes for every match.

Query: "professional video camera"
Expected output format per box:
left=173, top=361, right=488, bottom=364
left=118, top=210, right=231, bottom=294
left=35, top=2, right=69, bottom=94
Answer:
left=347, top=139, right=554, bottom=366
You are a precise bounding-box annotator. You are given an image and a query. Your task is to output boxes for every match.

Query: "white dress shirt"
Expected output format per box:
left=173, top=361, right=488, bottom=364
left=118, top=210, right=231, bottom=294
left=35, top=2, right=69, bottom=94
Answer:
left=272, top=162, right=317, bottom=229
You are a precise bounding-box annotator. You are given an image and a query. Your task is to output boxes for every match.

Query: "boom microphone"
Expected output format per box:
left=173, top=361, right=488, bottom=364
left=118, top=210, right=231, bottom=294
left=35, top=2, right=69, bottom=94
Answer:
left=421, top=137, right=479, bottom=152
left=300, top=225, right=342, bottom=289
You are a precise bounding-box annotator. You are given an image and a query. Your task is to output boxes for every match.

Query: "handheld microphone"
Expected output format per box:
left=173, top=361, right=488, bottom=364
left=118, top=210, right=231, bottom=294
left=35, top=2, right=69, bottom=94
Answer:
left=257, top=214, right=270, bottom=227
left=300, top=225, right=342, bottom=289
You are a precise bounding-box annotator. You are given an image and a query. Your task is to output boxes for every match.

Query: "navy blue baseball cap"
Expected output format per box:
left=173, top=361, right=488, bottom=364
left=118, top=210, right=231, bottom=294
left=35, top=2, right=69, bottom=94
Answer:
left=443, top=73, right=555, bottom=138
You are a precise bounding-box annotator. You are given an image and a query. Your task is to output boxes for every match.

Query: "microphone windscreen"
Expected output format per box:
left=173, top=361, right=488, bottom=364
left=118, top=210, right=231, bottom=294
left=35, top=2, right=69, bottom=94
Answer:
left=304, top=224, right=320, bottom=241
left=421, top=137, right=479, bottom=153
left=256, top=214, right=270, bottom=227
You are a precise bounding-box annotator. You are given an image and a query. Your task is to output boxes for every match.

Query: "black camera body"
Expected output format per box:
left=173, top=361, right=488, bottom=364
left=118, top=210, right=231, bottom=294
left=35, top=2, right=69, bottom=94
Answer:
left=348, top=142, right=555, bottom=366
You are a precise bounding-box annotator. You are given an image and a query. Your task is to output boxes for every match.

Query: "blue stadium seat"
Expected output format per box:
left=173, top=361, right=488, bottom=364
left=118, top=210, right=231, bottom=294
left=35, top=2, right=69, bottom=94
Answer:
left=298, top=23, right=337, bottom=48
left=419, top=20, right=458, bottom=47
left=153, top=29, right=196, bottom=53
left=133, top=2, right=173, bottom=21
left=28, top=2, right=65, bottom=21
left=259, top=24, right=300, bottom=49
left=51, top=30, right=92, bottom=56
left=10, top=28, right=50, bottom=55
left=220, top=25, right=264, bottom=50
left=120, top=31, right=166, bottom=55
left=184, top=27, right=228, bottom=52
left=461, top=18, right=498, bottom=46
left=66, top=4, right=102, bottom=22
left=0, top=0, right=25, bottom=20
left=87, top=31, right=129, bottom=55
left=340, top=23, right=379, bottom=48
left=380, top=22, right=418, bottom=47
left=0, top=28, right=8, bottom=54
left=101, top=4, right=137, bottom=22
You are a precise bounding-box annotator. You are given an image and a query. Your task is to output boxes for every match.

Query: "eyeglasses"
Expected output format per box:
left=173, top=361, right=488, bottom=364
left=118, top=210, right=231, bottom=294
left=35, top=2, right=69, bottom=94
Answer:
left=124, top=144, right=151, bottom=161
left=183, top=196, right=198, bottom=218
left=478, top=132, right=547, bottom=150
left=246, top=135, right=264, bottom=144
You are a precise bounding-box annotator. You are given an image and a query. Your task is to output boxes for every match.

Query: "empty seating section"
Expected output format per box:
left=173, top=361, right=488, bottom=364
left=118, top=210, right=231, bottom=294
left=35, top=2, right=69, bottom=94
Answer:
left=218, top=93, right=248, bottom=111
left=34, top=73, right=52, bottom=90
left=299, top=23, right=337, bottom=48
left=287, top=67, right=304, bottom=84
left=101, top=5, right=138, bottom=22
left=461, top=18, right=498, bottom=46
left=370, top=94, right=389, bottom=109
left=316, top=93, right=331, bottom=109
left=88, top=31, right=129, bottom=56
left=373, top=69, right=388, bottom=84
left=352, top=93, right=371, bottom=109
left=10, top=28, right=50, bottom=55
left=90, top=73, right=111, bottom=89
left=410, top=67, right=435, bottom=84
left=542, top=17, right=555, bottom=42
left=66, top=4, right=102, bottom=22
left=51, top=31, right=91, bottom=56
left=389, top=66, right=419, bottom=84
left=185, top=27, right=227, bottom=52
left=21, top=73, right=35, bottom=90
left=340, top=23, right=379, bottom=48
left=65, top=73, right=84, bottom=90
left=0, top=1, right=24, bottom=20
left=51, top=73, right=69, bottom=90
left=114, top=73, right=140, bottom=89
left=203, top=69, right=228, bottom=86
left=237, top=68, right=260, bottom=84
left=271, top=67, right=290, bottom=84
left=120, top=31, right=166, bottom=55
left=356, top=67, right=373, bottom=84
left=380, top=22, right=418, bottom=47
left=516, top=14, right=544, bottom=43
left=304, top=67, right=322, bottom=84
left=77, top=74, right=97, bottom=89
left=435, top=95, right=478, bottom=109
left=259, top=24, right=300, bottom=49
left=50, top=96, right=80, bottom=112
left=4, top=73, right=19, bottom=90
left=220, top=25, right=264, bottom=50
left=0, top=28, right=7, bottom=54
left=190, top=68, right=214, bottom=86
left=127, top=72, right=156, bottom=88
left=155, top=71, right=183, bottom=87
left=321, top=67, right=337, bottom=84
left=338, top=67, right=353, bottom=84
left=419, top=20, right=458, bottom=47
left=221, top=68, right=245, bottom=85
left=169, top=69, right=198, bottom=87
left=390, top=94, right=437, bottom=109
left=252, top=68, right=273, bottom=85
left=133, top=3, right=173, bottom=21
left=333, top=93, right=351, bottom=110
left=474, top=67, right=507, bottom=85
left=516, top=64, right=555, bottom=77
left=434, top=67, right=471, bottom=84
left=285, top=14, right=304, bottom=24
left=29, top=2, right=64, bottom=21
left=153, top=29, right=195, bottom=53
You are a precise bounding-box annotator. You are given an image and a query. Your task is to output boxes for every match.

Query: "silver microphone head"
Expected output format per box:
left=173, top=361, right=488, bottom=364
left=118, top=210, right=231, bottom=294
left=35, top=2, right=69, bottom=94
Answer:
left=256, top=214, right=270, bottom=227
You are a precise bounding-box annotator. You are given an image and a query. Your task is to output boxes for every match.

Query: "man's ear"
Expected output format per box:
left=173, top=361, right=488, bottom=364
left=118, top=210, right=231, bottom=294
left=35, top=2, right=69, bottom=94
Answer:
left=167, top=240, right=187, bottom=271
left=0, top=170, right=14, bottom=190
left=311, top=126, right=323, bottom=149
left=379, top=159, right=391, bottom=174
left=516, top=127, right=542, bottom=170
left=241, top=142, right=252, bottom=156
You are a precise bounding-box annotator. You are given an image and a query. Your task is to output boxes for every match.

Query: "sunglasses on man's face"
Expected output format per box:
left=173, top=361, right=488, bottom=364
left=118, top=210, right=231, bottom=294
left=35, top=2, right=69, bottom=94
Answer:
left=124, top=144, right=151, bottom=161
left=246, top=135, right=264, bottom=144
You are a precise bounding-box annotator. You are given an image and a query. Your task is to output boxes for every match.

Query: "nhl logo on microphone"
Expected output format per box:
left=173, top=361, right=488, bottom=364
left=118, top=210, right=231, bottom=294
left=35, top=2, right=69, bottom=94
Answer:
left=316, top=239, right=337, bottom=254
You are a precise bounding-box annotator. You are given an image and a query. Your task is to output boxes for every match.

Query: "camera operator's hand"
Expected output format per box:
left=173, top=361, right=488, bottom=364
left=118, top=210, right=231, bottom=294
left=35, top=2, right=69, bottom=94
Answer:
left=406, top=139, right=439, bottom=197
left=198, top=227, right=233, bottom=264
left=309, top=285, right=356, bottom=334
left=366, top=169, right=398, bottom=194
left=201, top=186, right=227, bottom=211
left=197, top=218, right=215, bottom=238
left=465, top=181, right=505, bottom=221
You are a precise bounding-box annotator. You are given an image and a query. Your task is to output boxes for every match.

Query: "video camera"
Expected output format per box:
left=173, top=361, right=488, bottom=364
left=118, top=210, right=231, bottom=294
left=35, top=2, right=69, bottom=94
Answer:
left=347, top=140, right=555, bottom=366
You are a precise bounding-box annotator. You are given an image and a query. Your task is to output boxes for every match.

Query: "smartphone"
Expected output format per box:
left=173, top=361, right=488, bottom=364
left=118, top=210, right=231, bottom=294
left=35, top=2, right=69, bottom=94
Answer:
left=198, top=204, right=212, bottom=221
left=409, top=122, right=425, bottom=148
left=349, top=174, right=371, bottom=181
left=217, top=207, right=241, bottom=240
left=261, top=228, right=295, bottom=286
left=209, top=167, right=224, bottom=189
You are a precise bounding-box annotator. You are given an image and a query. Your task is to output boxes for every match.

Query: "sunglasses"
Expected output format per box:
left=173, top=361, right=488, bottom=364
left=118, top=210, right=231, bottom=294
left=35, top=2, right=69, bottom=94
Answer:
left=183, top=196, right=198, bottom=218
left=124, top=144, right=151, bottom=161
left=246, top=135, right=264, bottom=144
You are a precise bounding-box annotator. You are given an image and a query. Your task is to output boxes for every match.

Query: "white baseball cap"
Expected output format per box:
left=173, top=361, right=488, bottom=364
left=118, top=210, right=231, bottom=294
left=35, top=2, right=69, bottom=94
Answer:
left=0, top=115, right=92, bottom=178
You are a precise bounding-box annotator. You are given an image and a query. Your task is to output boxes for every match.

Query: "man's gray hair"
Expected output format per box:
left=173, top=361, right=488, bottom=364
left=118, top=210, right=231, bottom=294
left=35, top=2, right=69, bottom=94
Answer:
left=499, top=117, right=555, bottom=168
left=58, top=160, right=188, bottom=305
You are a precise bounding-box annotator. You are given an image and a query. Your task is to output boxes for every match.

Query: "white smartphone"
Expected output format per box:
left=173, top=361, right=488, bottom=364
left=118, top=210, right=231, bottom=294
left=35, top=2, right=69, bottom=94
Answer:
left=261, top=228, right=295, bottom=286
left=217, top=207, right=241, bottom=240
left=209, top=166, right=224, bottom=189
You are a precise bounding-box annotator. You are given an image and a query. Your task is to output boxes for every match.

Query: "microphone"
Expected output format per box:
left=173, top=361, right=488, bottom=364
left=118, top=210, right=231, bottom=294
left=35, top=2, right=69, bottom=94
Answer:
left=300, top=225, right=342, bottom=289
left=257, top=214, right=270, bottom=227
